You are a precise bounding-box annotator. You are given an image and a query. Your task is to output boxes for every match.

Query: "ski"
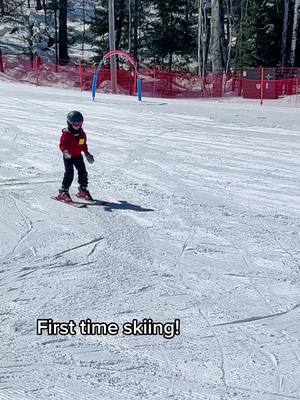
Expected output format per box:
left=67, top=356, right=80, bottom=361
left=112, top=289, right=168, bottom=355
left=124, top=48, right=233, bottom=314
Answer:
left=75, top=194, right=106, bottom=205
left=51, top=196, right=87, bottom=208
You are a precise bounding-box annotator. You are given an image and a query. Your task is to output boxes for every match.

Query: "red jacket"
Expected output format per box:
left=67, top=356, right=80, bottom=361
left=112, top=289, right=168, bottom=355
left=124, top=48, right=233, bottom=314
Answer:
left=59, top=128, right=88, bottom=158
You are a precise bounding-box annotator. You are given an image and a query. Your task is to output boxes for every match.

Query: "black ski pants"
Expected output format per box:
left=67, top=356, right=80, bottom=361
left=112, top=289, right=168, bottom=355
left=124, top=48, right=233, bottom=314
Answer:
left=62, top=155, right=88, bottom=190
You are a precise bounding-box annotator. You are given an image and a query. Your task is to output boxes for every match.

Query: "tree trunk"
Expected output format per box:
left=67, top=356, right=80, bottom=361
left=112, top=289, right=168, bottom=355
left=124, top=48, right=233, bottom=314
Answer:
left=204, top=4, right=210, bottom=72
left=58, top=0, right=69, bottom=64
left=133, top=0, right=138, bottom=62
left=82, top=0, right=86, bottom=56
left=168, top=10, right=174, bottom=71
left=128, top=0, right=132, bottom=54
left=290, top=0, right=300, bottom=67
left=225, top=0, right=232, bottom=74
left=219, top=0, right=227, bottom=68
left=185, top=0, right=189, bottom=22
left=42, top=0, right=47, bottom=24
left=197, top=0, right=203, bottom=75
left=0, top=0, right=4, bottom=16
left=0, top=46, right=4, bottom=73
left=36, top=0, right=42, bottom=10
left=210, top=0, right=222, bottom=75
left=169, top=51, right=173, bottom=71
left=54, top=0, right=58, bottom=67
left=281, top=0, right=289, bottom=66
left=116, top=3, right=125, bottom=50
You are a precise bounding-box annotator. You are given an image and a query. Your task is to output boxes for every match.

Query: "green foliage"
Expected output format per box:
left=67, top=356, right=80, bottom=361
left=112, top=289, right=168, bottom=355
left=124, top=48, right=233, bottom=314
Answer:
left=90, top=0, right=150, bottom=63
left=147, top=0, right=196, bottom=69
left=83, top=0, right=299, bottom=70
left=91, top=0, right=196, bottom=70
left=237, top=0, right=284, bottom=67
left=90, top=1, right=112, bottom=61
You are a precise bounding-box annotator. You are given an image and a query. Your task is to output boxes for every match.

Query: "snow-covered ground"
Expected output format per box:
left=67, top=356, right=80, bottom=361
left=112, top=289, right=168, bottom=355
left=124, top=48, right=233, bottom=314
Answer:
left=0, top=81, right=299, bottom=400
left=0, top=0, right=96, bottom=61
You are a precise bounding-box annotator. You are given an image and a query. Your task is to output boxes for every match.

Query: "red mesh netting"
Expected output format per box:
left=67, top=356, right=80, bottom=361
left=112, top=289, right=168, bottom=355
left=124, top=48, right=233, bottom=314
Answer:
left=1, top=55, right=299, bottom=100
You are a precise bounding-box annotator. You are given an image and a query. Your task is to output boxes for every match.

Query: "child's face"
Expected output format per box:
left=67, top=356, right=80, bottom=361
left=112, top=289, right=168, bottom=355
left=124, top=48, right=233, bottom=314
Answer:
left=72, top=122, right=82, bottom=130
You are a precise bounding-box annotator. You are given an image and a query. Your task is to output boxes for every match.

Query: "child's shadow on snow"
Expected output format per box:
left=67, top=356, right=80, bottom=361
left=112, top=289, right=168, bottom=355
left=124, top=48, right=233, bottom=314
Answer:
left=97, top=200, right=154, bottom=213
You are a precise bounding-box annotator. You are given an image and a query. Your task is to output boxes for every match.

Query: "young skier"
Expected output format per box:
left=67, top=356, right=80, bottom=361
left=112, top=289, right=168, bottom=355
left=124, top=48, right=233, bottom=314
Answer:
left=57, top=111, right=95, bottom=203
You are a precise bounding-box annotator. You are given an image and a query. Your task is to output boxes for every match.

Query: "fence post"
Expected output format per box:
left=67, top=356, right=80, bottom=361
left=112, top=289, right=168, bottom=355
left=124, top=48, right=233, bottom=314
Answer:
left=297, top=75, right=299, bottom=106
left=137, top=77, right=142, bottom=101
left=260, top=66, right=264, bottom=105
left=79, top=59, right=83, bottom=91
left=0, top=47, right=4, bottom=73
left=35, top=54, right=39, bottom=86
left=92, top=64, right=99, bottom=101
left=222, top=72, right=225, bottom=99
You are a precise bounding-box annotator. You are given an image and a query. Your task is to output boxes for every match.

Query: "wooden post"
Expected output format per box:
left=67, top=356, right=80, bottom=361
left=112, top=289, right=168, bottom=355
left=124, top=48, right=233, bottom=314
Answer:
left=260, top=66, right=264, bottom=106
left=35, top=54, right=39, bottom=86
left=79, top=59, right=83, bottom=91
left=0, top=47, right=4, bottom=73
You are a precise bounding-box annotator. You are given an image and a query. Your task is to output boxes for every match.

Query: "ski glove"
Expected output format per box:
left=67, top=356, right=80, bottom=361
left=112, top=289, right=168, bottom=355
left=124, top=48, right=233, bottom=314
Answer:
left=85, top=152, right=94, bottom=164
left=63, top=151, right=72, bottom=159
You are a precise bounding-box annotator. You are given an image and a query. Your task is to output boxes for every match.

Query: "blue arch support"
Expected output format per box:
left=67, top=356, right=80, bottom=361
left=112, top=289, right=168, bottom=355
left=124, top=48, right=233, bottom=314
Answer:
left=91, top=50, right=140, bottom=101
left=137, top=78, right=142, bottom=101
left=92, top=70, right=99, bottom=101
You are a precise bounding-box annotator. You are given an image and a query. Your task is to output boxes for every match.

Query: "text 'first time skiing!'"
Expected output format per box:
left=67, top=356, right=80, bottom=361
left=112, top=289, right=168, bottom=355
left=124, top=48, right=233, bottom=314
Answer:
left=37, top=318, right=180, bottom=339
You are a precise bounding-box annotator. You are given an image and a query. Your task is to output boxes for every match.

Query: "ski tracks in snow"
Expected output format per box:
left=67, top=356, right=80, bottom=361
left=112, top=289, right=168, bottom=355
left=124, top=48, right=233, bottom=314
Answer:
left=7, top=193, right=34, bottom=261
left=1, top=82, right=300, bottom=399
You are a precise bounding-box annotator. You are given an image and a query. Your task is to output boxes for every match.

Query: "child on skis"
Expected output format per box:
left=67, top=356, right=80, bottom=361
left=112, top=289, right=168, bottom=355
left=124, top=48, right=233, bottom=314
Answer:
left=57, top=111, right=95, bottom=202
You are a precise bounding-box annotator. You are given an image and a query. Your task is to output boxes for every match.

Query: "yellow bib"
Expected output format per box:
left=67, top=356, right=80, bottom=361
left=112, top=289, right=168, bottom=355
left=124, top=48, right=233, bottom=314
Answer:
left=79, top=138, right=85, bottom=145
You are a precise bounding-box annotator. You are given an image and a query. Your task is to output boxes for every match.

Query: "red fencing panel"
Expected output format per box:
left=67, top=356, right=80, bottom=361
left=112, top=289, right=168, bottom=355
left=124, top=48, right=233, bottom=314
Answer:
left=0, top=55, right=299, bottom=102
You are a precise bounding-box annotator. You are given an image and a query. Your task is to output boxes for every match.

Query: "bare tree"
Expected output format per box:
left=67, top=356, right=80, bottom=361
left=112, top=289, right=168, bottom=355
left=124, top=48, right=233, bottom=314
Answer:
left=11, top=13, right=36, bottom=61
left=0, top=0, right=27, bottom=16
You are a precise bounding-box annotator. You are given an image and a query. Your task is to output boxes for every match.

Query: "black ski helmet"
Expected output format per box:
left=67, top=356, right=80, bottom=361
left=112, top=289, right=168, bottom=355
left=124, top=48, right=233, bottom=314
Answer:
left=67, top=110, right=84, bottom=125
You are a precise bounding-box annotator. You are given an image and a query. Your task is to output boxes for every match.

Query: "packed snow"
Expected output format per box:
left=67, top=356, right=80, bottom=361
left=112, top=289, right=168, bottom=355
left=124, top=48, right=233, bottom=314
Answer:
left=0, top=81, right=299, bottom=400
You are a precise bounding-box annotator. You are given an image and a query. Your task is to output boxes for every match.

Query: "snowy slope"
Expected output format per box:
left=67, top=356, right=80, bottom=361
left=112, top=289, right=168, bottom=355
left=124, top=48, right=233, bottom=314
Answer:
left=0, top=81, right=299, bottom=400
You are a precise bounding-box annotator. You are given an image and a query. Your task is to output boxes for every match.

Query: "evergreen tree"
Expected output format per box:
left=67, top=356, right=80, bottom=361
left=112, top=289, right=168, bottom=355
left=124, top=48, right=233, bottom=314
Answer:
left=90, top=0, right=150, bottom=63
left=148, top=0, right=196, bottom=70
left=90, top=0, right=132, bottom=61
left=236, top=0, right=284, bottom=68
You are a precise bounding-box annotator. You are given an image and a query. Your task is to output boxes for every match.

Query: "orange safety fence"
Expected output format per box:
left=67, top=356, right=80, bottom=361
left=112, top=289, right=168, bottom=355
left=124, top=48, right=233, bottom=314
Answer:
left=0, top=54, right=300, bottom=101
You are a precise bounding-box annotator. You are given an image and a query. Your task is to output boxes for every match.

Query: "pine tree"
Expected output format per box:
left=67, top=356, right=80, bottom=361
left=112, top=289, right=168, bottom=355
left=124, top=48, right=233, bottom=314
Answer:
left=91, top=0, right=151, bottom=63
left=91, top=0, right=129, bottom=61
left=149, top=0, right=196, bottom=70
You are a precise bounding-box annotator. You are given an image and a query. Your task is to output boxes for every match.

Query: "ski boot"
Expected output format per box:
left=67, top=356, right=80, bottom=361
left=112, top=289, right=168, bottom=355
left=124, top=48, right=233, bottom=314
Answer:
left=56, top=188, right=72, bottom=203
left=77, top=186, right=94, bottom=202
